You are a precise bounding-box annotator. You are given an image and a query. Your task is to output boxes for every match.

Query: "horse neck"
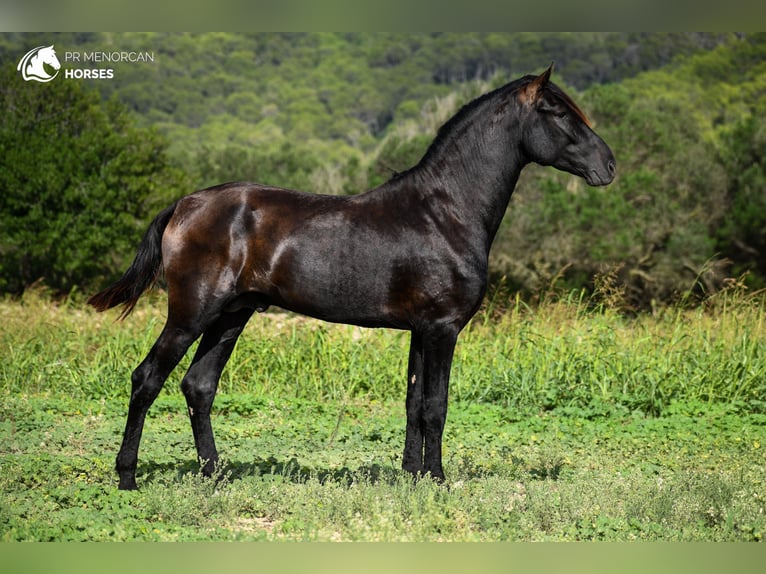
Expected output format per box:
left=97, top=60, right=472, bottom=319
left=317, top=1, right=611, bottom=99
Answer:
left=410, top=105, right=526, bottom=249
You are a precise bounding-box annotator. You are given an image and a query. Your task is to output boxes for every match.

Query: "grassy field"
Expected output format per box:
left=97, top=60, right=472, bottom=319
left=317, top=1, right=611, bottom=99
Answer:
left=1, top=289, right=765, bottom=541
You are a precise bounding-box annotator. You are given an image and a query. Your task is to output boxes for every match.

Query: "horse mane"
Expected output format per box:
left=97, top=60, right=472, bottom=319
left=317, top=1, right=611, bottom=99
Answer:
left=385, top=74, right=593, bottom=186
left=411, top=75, right=590, bottom=173
left=408, top=77, right=527, bottom=174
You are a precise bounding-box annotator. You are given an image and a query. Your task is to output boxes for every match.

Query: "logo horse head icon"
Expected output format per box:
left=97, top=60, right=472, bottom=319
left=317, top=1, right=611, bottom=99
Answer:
left=17, top=45, right=61, bottom=83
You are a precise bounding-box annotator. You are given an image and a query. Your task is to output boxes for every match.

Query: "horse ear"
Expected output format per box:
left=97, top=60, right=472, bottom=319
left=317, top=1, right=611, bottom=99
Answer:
left=519, top=62, right=554, bottom=105
left=540, top=62, right=554, bottom=83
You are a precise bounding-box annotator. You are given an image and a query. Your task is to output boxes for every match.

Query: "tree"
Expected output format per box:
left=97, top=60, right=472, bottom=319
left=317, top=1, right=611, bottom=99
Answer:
left=0, top=64, right=189, bottom=295
left=716, top=117, right=766, bottom=287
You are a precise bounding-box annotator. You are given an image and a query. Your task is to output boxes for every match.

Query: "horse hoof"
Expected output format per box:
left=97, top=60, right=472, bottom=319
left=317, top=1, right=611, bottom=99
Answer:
left=118, top=475, right=138, bottom=490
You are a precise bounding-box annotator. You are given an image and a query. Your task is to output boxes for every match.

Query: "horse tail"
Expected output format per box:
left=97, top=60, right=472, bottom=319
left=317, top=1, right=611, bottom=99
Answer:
left=88, top=202, right=178, bottom=320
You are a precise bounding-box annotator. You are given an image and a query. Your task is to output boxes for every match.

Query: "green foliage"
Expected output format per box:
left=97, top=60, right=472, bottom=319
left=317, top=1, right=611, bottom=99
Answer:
left=0, top=64, right=188, bottom=295
left=715, top=117, right=766, bottom=287
left=366, top=134, right=432, bottom=189
left=1, top=388, right=764, bottom=541
left=191, top=141, right=321, bottom=191
left=1, top=33, right=764, bottom=303
left=1, top=32, right=736, bottom=176
left=2, top=289, right=765, bottom=417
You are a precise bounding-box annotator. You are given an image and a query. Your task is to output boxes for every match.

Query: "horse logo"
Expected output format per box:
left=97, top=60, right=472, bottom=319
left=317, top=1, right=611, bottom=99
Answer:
left=17, top=45, right=61, bottom=83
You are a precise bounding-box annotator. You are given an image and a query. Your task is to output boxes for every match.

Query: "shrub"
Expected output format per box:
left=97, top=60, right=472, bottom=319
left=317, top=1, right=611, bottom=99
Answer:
left=0, top=64, right=188, bottom=295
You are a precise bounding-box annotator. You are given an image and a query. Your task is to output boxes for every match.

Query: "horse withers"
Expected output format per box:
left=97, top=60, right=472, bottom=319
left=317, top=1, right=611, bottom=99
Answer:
left=89, top=65, right=615, bottom=490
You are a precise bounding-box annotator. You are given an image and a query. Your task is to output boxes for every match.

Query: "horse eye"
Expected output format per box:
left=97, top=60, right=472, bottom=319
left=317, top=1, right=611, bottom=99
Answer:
left=541, top=105, right=567, bottom=120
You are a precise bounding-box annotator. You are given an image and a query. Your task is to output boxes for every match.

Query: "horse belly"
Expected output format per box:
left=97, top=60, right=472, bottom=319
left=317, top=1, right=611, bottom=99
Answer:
left=257, top=230, right=407, bottom=327
left=301, top=252, right=396, bottom=322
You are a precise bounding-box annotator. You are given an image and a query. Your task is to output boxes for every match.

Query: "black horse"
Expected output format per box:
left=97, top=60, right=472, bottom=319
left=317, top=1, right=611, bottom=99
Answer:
left=89, top=65, right=615, bottom=490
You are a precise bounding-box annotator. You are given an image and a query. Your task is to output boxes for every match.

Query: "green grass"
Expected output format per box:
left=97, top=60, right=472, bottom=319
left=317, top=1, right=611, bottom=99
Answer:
left=1, top=289, right=765, bottom=540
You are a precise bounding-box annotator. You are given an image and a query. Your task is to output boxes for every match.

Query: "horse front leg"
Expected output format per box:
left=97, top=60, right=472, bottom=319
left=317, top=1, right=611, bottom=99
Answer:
left=420, top=328, right=458, bottom=482
left=402, top=327, right=458, bottom=482
left=402, top=331, right=424, bottom=476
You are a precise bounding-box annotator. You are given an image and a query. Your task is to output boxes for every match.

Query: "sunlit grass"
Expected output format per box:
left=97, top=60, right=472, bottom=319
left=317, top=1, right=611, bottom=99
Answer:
left=2, top=287, right=764, bottom=415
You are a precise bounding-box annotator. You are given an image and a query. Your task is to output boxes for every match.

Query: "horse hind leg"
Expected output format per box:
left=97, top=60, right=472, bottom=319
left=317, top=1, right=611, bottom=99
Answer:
left=116, top=320, right=203, bottom=490
left=115, top=277, right=240, bottom=489
left=181, top=307, right=254, bottom=479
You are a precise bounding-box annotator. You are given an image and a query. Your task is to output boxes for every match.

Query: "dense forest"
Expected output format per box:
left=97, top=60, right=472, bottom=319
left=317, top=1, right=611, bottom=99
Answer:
left=1, top=32, right=764, bottom=309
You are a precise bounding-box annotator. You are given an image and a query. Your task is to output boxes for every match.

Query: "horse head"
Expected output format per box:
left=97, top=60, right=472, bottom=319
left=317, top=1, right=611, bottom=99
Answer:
left=517, top=64, right=616, bottom=186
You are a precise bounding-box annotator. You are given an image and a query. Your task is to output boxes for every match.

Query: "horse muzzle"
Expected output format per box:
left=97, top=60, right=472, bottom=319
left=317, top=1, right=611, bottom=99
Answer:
left=585, top=156, right=616, bottom=187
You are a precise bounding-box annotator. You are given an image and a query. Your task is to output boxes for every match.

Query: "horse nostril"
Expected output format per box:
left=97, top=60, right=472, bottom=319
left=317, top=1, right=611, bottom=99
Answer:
left=607, top=160, right=616, bottom=176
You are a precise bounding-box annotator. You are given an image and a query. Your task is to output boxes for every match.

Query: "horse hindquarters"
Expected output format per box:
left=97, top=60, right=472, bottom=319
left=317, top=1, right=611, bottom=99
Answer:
left=116, top=196, right=251, bottom=489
